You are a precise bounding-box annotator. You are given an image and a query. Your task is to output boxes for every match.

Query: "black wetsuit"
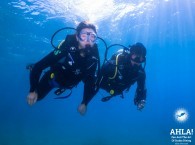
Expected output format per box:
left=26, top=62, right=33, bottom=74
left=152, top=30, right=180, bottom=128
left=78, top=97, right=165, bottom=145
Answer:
left=29, top=34, right=99, bottom=105
left=98, top=50, right=146, bottom=102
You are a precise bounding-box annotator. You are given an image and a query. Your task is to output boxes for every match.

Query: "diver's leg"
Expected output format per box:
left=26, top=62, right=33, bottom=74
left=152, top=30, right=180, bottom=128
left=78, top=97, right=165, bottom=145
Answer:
left=36, top=71, right=53, bottom=101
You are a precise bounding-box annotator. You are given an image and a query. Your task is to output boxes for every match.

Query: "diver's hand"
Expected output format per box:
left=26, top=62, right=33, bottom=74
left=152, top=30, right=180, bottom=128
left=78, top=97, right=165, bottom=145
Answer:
left=77, top=104, right=87, bottom=116
left=27, top=92, right=38, bottom=106
left=134, top=100, right=146, bottom=111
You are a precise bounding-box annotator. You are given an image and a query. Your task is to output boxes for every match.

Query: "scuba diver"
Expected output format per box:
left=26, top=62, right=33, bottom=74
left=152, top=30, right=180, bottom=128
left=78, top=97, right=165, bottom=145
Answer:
left=97, top=42, right=147, bottom=111
left=26, top=21, right=100, bottom=115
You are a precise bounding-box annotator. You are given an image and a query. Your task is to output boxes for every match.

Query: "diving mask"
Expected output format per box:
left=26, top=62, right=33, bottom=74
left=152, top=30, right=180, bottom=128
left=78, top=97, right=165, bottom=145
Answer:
left=131, top=55, right=145, bottom=63
left=79, top=31, right=97, bottom=42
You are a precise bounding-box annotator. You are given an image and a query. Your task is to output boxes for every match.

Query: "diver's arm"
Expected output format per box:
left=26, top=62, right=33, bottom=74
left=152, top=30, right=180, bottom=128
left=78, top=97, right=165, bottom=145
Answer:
left=30, top=52, right=55, bottom=92
left=29, top=41, right=68, bottom=92
left=134, top=70, right=147, bottom=110
left=82, top=75, right=96, bottom=105
left=81, top=60, right=97, bottom=106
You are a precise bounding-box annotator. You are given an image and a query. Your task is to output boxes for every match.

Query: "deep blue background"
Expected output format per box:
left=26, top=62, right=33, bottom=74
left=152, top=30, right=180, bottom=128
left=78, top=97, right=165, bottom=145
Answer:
left=0, top=0, right=194, bottom=145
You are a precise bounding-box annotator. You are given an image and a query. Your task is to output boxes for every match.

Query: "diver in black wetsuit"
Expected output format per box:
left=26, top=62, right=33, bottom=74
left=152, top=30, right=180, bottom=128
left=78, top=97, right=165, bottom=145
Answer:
left=97, top=43, right=147, bottom=111
left=26, top=21, right=100, bottom=115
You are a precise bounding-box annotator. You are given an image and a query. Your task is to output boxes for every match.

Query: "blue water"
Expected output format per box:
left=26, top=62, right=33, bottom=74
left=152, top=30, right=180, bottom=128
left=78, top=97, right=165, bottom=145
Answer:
left=1, top=0, right=195, bottom=145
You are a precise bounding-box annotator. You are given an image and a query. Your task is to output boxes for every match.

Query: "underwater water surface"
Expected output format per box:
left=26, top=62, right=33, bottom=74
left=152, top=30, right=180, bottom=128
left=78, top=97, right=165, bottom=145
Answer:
left=0, top=0, right=195, bottom=145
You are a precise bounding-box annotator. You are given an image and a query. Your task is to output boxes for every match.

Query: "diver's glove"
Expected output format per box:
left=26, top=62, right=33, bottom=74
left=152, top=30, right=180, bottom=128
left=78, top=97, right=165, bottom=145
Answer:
left=134, top=99, right=146, bottom=111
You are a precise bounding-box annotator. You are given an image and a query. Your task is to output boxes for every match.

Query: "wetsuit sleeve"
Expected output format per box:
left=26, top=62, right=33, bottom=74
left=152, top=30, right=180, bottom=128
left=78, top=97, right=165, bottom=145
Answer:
left=29, top=41, right=68, bottom=92
left=81, top=58, right=98, bottom=106
left=134, top=70, right=147, bottom=103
